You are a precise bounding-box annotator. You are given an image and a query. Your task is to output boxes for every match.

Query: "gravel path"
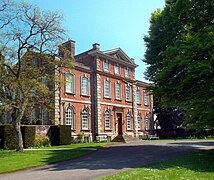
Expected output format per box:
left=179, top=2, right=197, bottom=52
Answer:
left=0, top=140, right=214, bottom=180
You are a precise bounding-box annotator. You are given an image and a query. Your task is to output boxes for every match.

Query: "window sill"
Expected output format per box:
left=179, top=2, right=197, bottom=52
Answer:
left=115, top=98, right=122, bottom=101
left=81, top=129, right=91, bottom=132
left=104, top=96, right=111, bottom=99
left=65, top=92, right=75, bottom=95
left=81, top=94, right=90, bottom=97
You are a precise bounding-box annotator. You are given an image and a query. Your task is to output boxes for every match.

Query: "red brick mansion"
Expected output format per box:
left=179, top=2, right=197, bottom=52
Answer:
left=52, top=40, right=153, bottom=141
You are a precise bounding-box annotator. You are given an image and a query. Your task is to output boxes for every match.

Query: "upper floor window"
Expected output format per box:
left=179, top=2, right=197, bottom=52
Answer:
left=145, top=115, right=149, bottom=130
left=136, top=89, right=141, bottom=104
left=104, top=79, right=111, bottom=98
left=103, top=60, right=110, bottom=71
left=144, top=91, right=149, bottom=105
left=114, top=64, right=120, bottom=74
left=65, top=73, right=75, bottom=93
left=82, top=108, right=89, bottom=130
left=137, top=113, right=142, bottom=130
left=125, top=67, right=130, bottom=77
left=126, top=111, right=132, bottom=130
left=42, top=109, right=48, bottom=125
left=65, top=106, right=75, bottom=129
left=115, top=82, right=121, bottom=100
left=105, top=109, right=111, bottom=129
left=125, top=84, right=131, bottom=101
left=81, top=76, right=89, bottom=96
left=30, top=109, right=36, bottom=124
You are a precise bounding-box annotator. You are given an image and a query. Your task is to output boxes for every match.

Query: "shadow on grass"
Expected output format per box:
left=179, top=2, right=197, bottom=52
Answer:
left=36, top=140, right=214, bottom=173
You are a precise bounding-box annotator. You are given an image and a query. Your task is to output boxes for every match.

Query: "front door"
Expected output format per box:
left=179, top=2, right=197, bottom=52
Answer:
left=116, top=113, right=123, bottom=135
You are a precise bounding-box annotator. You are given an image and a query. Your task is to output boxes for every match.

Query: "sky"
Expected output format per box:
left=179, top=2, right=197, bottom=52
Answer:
left=16, top=0, right=165, bottom=81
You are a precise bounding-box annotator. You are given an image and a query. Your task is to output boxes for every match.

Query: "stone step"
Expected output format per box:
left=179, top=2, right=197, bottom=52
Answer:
left=112, top=135, right=142, bottom=143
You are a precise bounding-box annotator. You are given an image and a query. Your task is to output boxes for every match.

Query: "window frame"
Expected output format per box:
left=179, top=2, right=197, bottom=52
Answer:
left=137, top=113, right=142, bottom=130
left=145, top=115, right=149, bottom=130
left=126, top=112, right=132, bottom=130
left=81, top=75, right=89, bottom=96
left=136, top=89, right=141, bottom=104
left=65, top=73, right=75, bottom=94
left=104, top=79, right=111, bottom=98
left=81, top=108, right=89, bottom=130
left=103, top=60, right=110, bottom=71
left=144, top=91, right=149, bottom=106
left=42, top=109, right=48, bottom=125
left=125, top=67, right=130, bottom=78
left=125, top=84, right=131, bottom=101
left=65, top=106, right=75, bottom=129
left=114, top=64, right=120, bottom=75
left=115, top=82, right=121, bottom=100
left=104, top=109, right=111, bottom=129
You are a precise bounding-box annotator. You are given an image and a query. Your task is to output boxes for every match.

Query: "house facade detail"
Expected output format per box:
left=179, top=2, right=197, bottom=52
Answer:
left=57, top=40, right=153, bottom=141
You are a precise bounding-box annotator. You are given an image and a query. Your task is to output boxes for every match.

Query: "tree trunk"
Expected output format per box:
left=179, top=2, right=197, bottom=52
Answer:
left=13, top=122, right=24, bottom=152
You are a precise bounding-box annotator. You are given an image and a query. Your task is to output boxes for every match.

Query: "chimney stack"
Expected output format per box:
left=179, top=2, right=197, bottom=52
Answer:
left=59, top=39, right=75, bottom=58
left=92, top=43, right=100, bottom=50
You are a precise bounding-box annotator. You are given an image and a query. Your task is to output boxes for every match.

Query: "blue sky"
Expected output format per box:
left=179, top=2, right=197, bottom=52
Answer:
left=18, top=0, right=165, bottom=81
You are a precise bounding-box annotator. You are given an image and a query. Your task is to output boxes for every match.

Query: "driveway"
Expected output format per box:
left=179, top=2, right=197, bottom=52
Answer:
left=0, top=140, right=214, bottom=180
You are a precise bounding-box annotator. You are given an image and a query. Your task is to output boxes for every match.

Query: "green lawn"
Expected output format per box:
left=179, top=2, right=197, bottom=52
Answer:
left=0, top=142, right=118, bottom=174
left=101, top=150, right=214, bottom=180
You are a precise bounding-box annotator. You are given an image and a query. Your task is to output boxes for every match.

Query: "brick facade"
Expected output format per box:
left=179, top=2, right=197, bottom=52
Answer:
left=56, top=40, right=153, bottom=141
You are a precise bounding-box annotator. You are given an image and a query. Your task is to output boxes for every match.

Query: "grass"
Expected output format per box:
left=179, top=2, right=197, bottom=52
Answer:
left=101, top=150, right=214, bottom=180
left=0, top=142, right=118, bottom=174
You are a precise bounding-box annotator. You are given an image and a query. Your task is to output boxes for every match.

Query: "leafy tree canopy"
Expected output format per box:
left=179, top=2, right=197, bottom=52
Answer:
left=0, top=0, right=72, bottom=151
left=144, top=0, right=214, bottom=129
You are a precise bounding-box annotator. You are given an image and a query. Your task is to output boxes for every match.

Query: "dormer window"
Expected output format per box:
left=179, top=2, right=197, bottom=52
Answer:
left=103, top=60, right=110, bottom=71
left=114, top=64, right=120, bottom=74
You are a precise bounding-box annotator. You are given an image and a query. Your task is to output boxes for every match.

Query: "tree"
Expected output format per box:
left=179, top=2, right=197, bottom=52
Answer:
left=154, top=98, right=184, bottom=130
left=144, top=0, right=214, bottom=129
left=0, top=0, right=72, bottom=151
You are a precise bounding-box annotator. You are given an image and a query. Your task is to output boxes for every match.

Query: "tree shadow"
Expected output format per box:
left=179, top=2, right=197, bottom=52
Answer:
left=34, top=141, right=214, bottom=173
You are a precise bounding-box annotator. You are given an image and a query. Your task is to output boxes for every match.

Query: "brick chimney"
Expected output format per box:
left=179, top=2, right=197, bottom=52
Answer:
left=92, top=43, right=100, bottom=50
left=59, top=40, right=75, bottom=58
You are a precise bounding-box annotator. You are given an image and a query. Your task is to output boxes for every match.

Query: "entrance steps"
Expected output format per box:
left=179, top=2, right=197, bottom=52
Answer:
left=112, top=135, right=142, bottom=143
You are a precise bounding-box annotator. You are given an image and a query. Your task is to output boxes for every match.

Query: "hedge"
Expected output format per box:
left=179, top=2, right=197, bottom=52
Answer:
left=49, top=125, right=71, bottom=146
left=0, top=125, right=36, bottom=149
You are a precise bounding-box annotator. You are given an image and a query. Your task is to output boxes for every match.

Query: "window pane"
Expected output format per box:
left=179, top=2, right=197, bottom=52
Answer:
left=104, top=80, right=110, bottom=97
left=136, top=90, right=141, bottom=104
left=104, top=61, right=109, bottom=71
left=137, top=114, right=142, bottom=130
left=115, top=83, right=121, bottom=99
left=65, top=74, right=74, bottom=93
left=126, top=85, right=131, bottom=101
left=82, top=109, right=88, bottom=129
left=81, top=77, right=88, bottom=95
left=126, top=113, right=131, bottom=130
left=42, top=109, right=47, bottom=125
left=66, top=107, right=74, bottom=129
left=125, top=67, right=129, bottom=77
left=144, top=91, right=149, bottom=105
left=105, top=110, right=111, bottom=129
left=114, top=65, right=120, bottom=74
left=145, top=115, right=149, bottom=130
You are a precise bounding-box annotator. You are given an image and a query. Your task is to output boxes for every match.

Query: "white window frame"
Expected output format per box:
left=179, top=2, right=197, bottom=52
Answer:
left=42, top=109, right=48, bottom=125
left=145, top=115, right=149, bottom=130
left=65, top=106, right=75, bottom=129
left=125, top=84, right=131, bottom=101
left=81, top=76, right=89, bottom=96
left=125, top=67, right=130, bottom=77
left=136, top=89, right=141, bottom=104
left=103, top=60, right=110, bottom=71
left=104, top=79, right=111, bottom=98
left=126, top=112, right=132, bottom=130
left=115, top=82, right=121, bottom=100
left=144, top=91, right=149, bottom=105
left=82, top=108, right=89, bottom=130
left=105, top=110, right=111, bottom=129
left=65, top=73, right=75, bottom=94
left=137, top=113, right=142, bottom=130
left=114, top=64, right=120, bottom=74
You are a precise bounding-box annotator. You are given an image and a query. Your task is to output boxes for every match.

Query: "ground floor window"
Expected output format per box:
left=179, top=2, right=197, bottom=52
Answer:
left=105, top=109, right=111, bottom=129
left=126, top=112, right=132, bottom=130
left=145, top=115, right=149, bottom=130
left=82, top=108, right=89, bottom=130
left=65, top=106, right=74, bottom=129
left=137, top=113, right=142, bottom=130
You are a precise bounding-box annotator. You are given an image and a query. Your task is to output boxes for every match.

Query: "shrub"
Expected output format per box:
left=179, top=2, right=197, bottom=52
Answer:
left=48, top=125, right=71, bottom=146
left=22, top=125, right=36, bottom=148
left=2, top=125, right=16, bottom=149
left=34, top=134, right=51, bottom=147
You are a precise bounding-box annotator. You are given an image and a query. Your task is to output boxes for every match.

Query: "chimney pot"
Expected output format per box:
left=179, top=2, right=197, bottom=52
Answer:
left=93, top=43, right=100, bottom=50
